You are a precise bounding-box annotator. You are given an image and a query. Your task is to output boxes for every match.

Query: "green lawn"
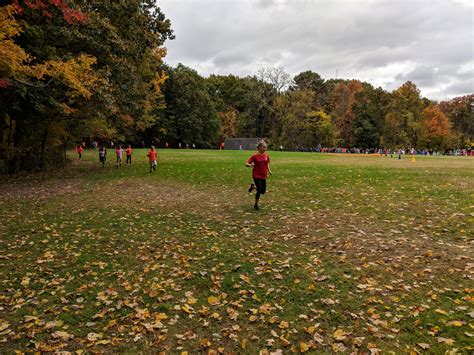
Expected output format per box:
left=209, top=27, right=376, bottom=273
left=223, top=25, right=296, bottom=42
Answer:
left=1, top=149, right=473, bottom=353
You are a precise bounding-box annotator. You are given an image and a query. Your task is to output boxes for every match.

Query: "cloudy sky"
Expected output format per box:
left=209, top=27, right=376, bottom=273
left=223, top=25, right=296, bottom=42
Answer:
left=159, top=0, right=473, bottom=100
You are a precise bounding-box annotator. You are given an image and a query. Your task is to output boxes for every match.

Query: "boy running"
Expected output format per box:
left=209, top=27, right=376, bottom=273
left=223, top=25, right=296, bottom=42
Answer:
left=246, top=141, right=272, bottom=210
left=116, top=145, right=123, bottom=167
left=99, top=146, right=107, bottom=167
left=77, top=145, right=83, bottom=159
left=126, top=145, right=132, bottom=164
left=147, top=146, right=157, bottom=173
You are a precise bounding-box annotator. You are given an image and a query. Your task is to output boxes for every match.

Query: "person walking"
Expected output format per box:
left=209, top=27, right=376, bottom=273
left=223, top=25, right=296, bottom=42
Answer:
left=76, top=145, right=83, bottom=159
left=116, top=145, right=123, bottom=167
left=246, top=141, right=272, bottom=210
left=99, top=146, right=107, bottom=167
left=126, top=145, right=132, bottom=165
left=147, top=146, right=157, bottom=173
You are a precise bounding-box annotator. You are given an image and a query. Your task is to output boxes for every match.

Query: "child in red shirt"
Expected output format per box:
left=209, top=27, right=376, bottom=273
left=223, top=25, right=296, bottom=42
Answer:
left=76, top=145, right=83, bottom=159
left=147, top=146, right=157, bottom=173
left=246, top=141, right=272, bottom=210
left=126, top=145, right=132, bottom=164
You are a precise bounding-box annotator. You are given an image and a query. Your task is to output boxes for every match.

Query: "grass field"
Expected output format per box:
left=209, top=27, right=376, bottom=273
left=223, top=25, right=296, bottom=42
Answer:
left=1, top=149, right=473, bottom=353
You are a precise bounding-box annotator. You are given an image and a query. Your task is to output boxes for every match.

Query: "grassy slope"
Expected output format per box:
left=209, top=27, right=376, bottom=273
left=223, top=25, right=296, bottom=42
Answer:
left=0, top=149, right=473, bottom=353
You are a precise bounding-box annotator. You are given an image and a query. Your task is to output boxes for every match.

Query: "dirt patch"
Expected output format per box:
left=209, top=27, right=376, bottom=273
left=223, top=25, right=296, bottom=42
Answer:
left=89, top=178, right=249, bottom=217
left=0, top=177, right=83, bottom=200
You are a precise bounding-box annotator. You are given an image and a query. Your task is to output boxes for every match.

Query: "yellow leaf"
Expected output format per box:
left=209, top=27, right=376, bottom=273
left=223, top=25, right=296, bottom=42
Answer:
left=52, top=331, right=73, bottom=341
left=300, top=342, right=310, bottom=352
left=279, top=320, right=289, bottom=329
left=187, top=297, right=198, bottom=305
left=242, top=338, right=247, bottom=350
left=207, top=296, right=219, bottom=305
left=449, top=321, right=463, bottom=327
left=306, top=326, right=315, bottom=334
left=0, top=320, right=10, bottom=332
left=435, top=309, right=448, bottom=315
left=182, top=304, right=194, bottom=314
left=155, top=313, right=168, bottom=320
left=333, top=329, right=346, bottom=341
left=21, top=277, right=30, bottom=287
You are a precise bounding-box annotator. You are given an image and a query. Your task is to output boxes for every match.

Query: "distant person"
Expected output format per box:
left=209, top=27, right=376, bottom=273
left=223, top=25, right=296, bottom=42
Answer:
left=126, top=145, right=132, bottom=164
left=165, top=142, right=169, bottom=148
left=239, top=144, right=243, bottom=151
left=192, top=143, right=196, bottom=149
left=99, top=146, right=107, bottom=167
left=246, top=141, right=272, bottom=211
left=178, top=142, right=182, bottom=149
left=116, top=146, right=123, bottom=167
left=76, top=145, right=83, bottom=159
left=147, top=146, right=157, bottom=173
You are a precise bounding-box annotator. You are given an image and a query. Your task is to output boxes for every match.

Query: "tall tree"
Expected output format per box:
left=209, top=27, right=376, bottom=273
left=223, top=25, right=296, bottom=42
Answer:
left=420, top=105, right=453, bottom=150
left=439, top=94, right=474, bottom=146
left=329, top=80, right=363, bottom=146
left=383, top=81, right=427, bottom=148
left=0, top=0, right=174, bottom=172
left=256, top=66, right=293, bottom=93
left=0, top=2, right=100, bottom=172
left=159, top=64, right=219, bottom=148
left=352, top=84, right=389, bottom=148
left=292, top=70, right=328, bottom=108
left=275, top=89, right=318, bottom=148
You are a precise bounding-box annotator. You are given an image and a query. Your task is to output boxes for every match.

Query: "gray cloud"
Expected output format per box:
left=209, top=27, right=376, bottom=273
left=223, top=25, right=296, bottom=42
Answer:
left=159, top=0, right=474, bottom=99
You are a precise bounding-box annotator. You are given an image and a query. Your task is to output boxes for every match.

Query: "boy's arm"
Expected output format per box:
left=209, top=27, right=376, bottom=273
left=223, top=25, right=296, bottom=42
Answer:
left=245, top=156, right=255, bottom=167
left=268, top=163, right=272, bottom=175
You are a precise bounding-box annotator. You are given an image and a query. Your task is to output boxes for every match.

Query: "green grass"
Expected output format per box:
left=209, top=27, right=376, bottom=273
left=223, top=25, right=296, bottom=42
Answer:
left=1, top=149, right=473, bottom=353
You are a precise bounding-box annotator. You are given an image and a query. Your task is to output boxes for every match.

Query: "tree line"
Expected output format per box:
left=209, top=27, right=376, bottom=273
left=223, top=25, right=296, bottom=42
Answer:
left=1, top=1, right=473, bottom=173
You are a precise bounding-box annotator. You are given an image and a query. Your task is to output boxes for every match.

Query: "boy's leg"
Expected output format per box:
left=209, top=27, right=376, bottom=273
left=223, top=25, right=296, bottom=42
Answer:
left=254, top=179, right=261, bottom=210
left=248, top=182, right=255, bottom=193
left=149, top=161, right=152, bottom=173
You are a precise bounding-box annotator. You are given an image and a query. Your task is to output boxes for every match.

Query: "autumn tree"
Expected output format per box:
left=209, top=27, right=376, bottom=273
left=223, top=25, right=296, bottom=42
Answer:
left=439, top=94, right=474, bottom=146
left=0, top=2, right=99, bottom=172
left=292, top=70, right=328, bottom=108
left=305, top=110, right=336, bottom=147
left=275, top=90, right=317, bottom=149
left=352, top=84, right=389, bottom=148
left=0, top=0, right=174, bottom=172
left=420, top=105, right=453, bottom=150
left=329, top=80, right=363, bottom=146
left=383, top=81, right=428, bottom=148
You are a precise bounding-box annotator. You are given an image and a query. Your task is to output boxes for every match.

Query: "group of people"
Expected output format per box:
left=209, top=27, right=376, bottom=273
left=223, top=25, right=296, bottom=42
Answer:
left=95, top=145, right=158, bottom=173
left=97, top=145, right=133, bottom=167
left=76, top=142, right=272, bottom=210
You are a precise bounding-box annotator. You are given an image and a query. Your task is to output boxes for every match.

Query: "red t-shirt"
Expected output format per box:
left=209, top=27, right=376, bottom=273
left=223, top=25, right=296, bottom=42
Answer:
left=126, top=147, right=132, bottom=156
left=248, top=153, right=270, bottom=179
left=147, top=149, right=157, bottom=161
left=77, top=147, right=83, bottom=153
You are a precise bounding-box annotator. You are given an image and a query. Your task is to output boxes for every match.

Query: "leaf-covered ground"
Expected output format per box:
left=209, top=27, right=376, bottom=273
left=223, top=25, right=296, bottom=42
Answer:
left=1, top=149, right=473, bottom=353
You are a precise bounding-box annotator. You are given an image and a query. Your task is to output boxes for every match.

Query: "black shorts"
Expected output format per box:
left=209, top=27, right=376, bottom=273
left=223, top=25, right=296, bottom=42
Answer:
left=253, top=178, right=266, bottom=195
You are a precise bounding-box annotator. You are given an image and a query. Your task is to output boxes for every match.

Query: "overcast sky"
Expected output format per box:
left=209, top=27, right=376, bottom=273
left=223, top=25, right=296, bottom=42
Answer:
left=159, top=0, right=473, bottom=100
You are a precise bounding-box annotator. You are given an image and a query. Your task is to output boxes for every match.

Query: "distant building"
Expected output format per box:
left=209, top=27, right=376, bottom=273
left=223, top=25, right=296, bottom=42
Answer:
left=224, top=138, right=262, bottom=150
